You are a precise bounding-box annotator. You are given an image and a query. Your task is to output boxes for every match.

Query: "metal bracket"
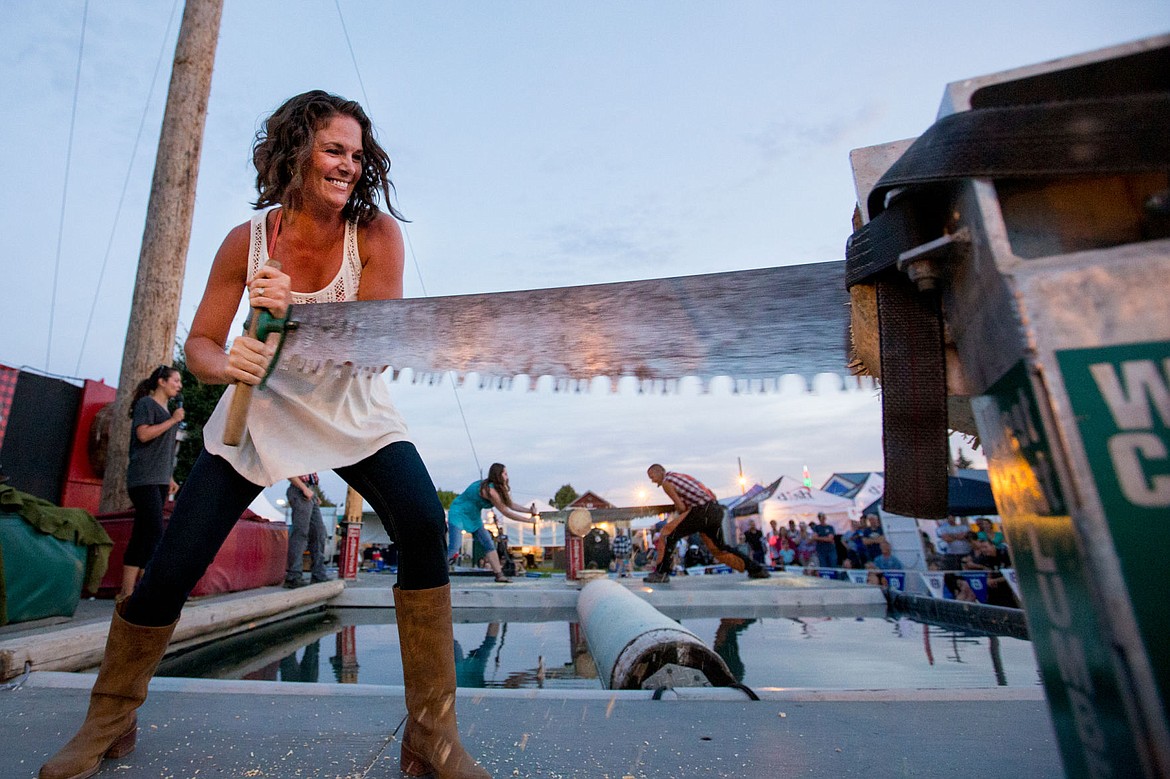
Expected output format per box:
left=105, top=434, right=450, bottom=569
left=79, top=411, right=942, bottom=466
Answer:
left=897, top=226, right=971, bottom=292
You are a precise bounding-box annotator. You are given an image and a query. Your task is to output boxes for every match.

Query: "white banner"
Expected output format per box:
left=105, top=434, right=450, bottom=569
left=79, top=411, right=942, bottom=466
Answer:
left=846, top=570, right=869, bottom=585
left=920, top=571, right=946, bottom=599
left=1001, top=568, right=1021, bottom=601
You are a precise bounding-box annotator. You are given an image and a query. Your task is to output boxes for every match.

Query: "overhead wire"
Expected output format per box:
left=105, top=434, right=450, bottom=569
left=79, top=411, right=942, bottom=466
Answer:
left=334, top=0, right=483, bottom=478
left=75, top=0, right=182, bottom=375
left=47, top=0, right=90, bottom=372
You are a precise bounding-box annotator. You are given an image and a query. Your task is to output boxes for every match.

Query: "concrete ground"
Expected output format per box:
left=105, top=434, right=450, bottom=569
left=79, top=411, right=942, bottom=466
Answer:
left=0, top=570, right=1064, bottom=778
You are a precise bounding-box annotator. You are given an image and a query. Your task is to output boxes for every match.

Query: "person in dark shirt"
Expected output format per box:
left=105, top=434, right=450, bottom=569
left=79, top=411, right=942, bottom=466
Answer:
left=122, top=365, right=184, bottom=599
left=963, top=538, right=1018, bottom=608
left=743, top=521, right=766, bottom=565
left=810, top=512, right=838, bottom=568
left=861, top=513, right=886, bottom=562
left=964, top=538, right=1005, bottom=571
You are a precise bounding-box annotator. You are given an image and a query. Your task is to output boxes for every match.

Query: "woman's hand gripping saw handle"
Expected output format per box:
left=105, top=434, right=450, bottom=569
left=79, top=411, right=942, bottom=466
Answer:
left=223, top=260, right=286, bottom=446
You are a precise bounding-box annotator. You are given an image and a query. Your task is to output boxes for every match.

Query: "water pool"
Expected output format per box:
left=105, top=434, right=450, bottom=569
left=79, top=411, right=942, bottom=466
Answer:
left=156, top=608, right=1040, bottom=691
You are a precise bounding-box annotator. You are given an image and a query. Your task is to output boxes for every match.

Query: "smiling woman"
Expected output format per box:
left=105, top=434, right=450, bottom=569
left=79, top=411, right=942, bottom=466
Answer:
left=37, top=90, right=490, bottom=779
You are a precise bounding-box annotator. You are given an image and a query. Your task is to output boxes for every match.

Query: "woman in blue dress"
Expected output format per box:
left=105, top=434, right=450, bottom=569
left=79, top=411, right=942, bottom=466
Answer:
left=447, top=463, right=535, bottom=582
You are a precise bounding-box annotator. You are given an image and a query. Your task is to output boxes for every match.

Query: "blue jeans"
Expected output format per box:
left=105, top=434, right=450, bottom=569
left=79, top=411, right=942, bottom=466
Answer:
left=126, top=441, right=447, bottom=627
left=448, top=523, right=492, bottom=559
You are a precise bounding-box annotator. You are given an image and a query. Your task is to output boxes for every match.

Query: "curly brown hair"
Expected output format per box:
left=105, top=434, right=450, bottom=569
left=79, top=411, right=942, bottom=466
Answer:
left=252, top=90, right=404, bottom=224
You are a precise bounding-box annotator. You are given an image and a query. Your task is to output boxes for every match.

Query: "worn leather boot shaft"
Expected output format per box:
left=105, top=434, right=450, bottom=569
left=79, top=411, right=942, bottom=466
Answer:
left=394, top=584, right=491, bottom=779
left=38, top=601, right=177, bottom=779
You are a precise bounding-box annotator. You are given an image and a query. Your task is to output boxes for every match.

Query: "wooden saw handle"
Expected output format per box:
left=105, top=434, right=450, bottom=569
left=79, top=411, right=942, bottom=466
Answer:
left=223, top=261, right=282, bottom=446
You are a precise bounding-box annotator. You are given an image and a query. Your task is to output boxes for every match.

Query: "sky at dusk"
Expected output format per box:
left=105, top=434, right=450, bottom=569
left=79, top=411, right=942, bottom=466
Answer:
left=1, top=2, right=1166, bottom=508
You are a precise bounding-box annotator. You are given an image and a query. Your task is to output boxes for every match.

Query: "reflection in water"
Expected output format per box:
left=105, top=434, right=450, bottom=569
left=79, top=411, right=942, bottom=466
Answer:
left=155, top=609, right=1039, bottom=691
left=712, top=618, right=756, bottom=682
left=454, top=623, right=499, bottom=688
left=331, top=625, right=359, bottom=683
left=280, top=639, right=320, bottom=683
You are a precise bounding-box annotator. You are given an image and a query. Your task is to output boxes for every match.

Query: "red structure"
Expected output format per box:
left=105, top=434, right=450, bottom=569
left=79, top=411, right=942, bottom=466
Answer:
left=339, top=521, right=362, bottom=580
left=97, top=505, right=286, bottom=597
left=566, top=533, right=584, bottom=580
left=568, top=491, right=614, bottom=510
left=60, top=379, right=117, bottom=514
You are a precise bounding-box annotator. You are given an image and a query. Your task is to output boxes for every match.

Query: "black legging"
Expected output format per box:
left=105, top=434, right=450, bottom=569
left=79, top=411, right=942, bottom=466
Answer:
left=125, top=441, right=448, bottom=627
left=655, top=501, right=757, bottom=575
left=124, top=483, right=168, bottom=567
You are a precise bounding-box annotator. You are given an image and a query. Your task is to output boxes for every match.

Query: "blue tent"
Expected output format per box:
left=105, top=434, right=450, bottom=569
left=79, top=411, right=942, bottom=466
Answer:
left=830, top=469, right=998, bottom=517
left=946, top=471, right=998, bottom=516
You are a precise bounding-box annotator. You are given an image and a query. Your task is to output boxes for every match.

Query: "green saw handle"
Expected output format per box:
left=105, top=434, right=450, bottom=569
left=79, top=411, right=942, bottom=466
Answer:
left=223, top=264, right=286, bottom=447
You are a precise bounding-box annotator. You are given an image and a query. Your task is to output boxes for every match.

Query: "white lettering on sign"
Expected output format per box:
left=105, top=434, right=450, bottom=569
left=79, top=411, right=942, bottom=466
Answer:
left=1107, top=433, right=1170, bottom=507
left=1090, top=359, right=1170, bottom=430
left=1092, top=360, right=1170, bottom=509
left=1026, top=523, right=1112, bottom=777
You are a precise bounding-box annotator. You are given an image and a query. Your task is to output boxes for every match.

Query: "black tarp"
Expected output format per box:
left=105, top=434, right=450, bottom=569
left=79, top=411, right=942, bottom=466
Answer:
left=0, top=371, right=81, bottom=504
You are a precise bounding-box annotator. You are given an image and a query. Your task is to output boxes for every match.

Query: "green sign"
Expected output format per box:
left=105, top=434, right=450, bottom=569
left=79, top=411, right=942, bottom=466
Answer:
left=1057, top=341, right=1170, bottom=723
left=973, top=361, right=1141, bottom=778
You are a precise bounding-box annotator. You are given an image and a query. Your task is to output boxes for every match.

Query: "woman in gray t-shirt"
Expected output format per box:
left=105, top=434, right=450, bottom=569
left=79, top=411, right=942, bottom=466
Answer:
left=122, top=365, right=184, bottom=598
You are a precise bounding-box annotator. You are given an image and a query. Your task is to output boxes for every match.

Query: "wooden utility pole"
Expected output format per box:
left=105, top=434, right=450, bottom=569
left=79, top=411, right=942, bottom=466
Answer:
left=100, top=0, right=223, bottom=512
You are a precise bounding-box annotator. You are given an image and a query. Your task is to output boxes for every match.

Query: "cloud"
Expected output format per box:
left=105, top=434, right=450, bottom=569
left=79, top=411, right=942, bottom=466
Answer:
left=740, top=102, right=888, bottom=165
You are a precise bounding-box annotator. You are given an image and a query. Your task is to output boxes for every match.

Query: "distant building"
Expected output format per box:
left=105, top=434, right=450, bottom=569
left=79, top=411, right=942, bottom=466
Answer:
left=568, top=491, right=614, bottom=510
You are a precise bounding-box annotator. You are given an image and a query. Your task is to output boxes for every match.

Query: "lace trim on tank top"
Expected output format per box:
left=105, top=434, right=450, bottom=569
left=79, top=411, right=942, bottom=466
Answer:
left=249, top=208, right=362, bottom=303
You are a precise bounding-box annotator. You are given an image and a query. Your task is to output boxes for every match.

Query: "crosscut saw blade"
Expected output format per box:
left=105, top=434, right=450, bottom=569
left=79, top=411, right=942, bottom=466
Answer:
left=276, top=260, right=848, bottom=390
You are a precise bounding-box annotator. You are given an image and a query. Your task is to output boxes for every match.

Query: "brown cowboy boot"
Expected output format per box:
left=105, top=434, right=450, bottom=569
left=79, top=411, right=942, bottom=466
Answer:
left=394, top=584, right=490, bottom=778
left=701, top=535, right=746, bottom=572
left=39, top=600, right=177, bottom=779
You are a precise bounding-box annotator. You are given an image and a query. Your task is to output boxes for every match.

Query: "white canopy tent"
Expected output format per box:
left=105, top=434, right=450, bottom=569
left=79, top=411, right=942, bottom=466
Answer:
left=248, top=492, right=286, bottom=523
left=526, top=499, right=558, bottom=515
left=496, top=516, right=564, bottom=547
left=754, top=476, right=859, bottom=532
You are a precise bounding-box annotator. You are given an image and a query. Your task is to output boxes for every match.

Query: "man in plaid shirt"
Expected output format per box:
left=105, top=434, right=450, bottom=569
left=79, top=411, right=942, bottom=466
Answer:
left=611, top=527, right=633, bottom=577
left=646, top=464, right=770, bottom=584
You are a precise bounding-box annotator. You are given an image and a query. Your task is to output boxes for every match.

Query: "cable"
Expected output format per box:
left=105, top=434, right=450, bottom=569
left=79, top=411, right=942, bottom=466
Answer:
left=334, top=0, right=370, bottom=109
left=47, top=0, right=89, bottom=372
left=728, top=681, right=761, bottom=701
left=74, top=0, right=181, bottom=375
left=402, top=228, right=483, bottom=477
left=334, top=0, right=482, bottom=478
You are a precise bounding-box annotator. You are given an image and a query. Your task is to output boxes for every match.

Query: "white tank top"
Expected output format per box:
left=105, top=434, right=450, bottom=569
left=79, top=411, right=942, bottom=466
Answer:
left=202, top=208, right=410, bottom=486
